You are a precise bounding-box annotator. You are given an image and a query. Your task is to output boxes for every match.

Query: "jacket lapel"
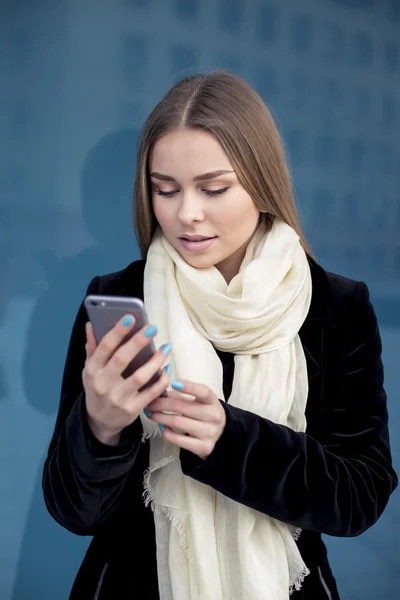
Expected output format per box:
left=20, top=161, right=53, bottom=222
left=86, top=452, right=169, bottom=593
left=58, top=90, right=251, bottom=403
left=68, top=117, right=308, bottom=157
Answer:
left=300, top=259, right=336, bottom=383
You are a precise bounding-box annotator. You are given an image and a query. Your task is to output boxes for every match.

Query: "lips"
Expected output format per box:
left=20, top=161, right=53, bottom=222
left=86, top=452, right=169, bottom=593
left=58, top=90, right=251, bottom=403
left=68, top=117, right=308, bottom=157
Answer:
left=179, top=235, right=214, bottom=241
left=178, top=236, right=217, bottom=253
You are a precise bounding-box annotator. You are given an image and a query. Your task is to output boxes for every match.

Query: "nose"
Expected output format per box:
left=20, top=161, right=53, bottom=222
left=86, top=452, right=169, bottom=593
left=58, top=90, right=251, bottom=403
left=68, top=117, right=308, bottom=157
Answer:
left=177, top=193, right=204, bottom=224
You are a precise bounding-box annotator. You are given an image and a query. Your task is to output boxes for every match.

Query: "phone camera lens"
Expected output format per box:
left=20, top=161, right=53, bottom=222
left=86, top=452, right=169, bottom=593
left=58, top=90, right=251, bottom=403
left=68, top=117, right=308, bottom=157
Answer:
left=90, top=300, right=98, bottom=306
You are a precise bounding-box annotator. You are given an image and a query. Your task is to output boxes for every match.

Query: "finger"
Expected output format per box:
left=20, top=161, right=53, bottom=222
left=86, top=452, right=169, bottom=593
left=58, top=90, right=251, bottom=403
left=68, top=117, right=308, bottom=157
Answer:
left=85, top=322, right=97, bottom=358
left=150, top=411, right=211, bottom=438
left=162, top=428, right=212, bottom=457
left=91, top=314, right=137, bottom=370
left=149, top=392, right=216, bottom=423
left=169, top=379, right=217, bottom=405
left=118, top=344, right=172, bottom=396
left=97, top=364, right=170, bottom=419
left=101, top=323, right=160, bottom=380
left=135, top=369, right=171, bottom=411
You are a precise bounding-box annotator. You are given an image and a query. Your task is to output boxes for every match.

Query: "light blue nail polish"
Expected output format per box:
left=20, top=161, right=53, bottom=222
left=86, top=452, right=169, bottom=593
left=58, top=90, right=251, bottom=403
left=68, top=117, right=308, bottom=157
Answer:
left=122, top=315, right=133, bottom=327
left=165, top=363, right=173, bottom=376
left=158, top=424, right=165, bottom=431
left=161, top=343, right=172, bottom=356
left=144, top=410, right=152, bottom=417
left=144, top=324, right=157, bottom=338
left=85, top=322, right=89, bottom=333
left=171, top=380, right=184, bottom=391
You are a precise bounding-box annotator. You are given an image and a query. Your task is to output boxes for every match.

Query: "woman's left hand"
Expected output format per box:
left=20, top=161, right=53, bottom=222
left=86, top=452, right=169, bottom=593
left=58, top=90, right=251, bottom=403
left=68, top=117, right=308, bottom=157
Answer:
left=147, top=380, right=226, bottom=459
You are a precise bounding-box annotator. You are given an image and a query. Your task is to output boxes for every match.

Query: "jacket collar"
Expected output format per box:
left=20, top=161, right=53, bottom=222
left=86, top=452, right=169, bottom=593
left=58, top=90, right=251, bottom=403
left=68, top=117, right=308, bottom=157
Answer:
left=305, top=258, right=336, bottom=327
left=298, top=258, right=335, bottom=379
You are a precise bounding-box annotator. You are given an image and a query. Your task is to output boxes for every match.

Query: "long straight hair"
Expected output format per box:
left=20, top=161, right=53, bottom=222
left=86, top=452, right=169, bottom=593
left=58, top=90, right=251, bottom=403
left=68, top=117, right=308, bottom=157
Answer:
left=133, top=71, right=314, bottom=260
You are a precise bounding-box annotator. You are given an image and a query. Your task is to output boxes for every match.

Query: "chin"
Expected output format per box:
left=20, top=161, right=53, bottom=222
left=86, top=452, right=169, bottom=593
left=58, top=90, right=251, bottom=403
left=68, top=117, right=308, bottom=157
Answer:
left=183, top=255, right=216, bottom=269
left=170, top=240, right=224, bottom=270
left=177, top=249, right=220, bottom=269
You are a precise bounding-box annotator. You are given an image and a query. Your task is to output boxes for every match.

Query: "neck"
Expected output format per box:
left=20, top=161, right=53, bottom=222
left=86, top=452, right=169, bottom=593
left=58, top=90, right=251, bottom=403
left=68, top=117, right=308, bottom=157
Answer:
left=215, top=240, right=248, bottom=283
left=216, top=222, right=266, bottom=283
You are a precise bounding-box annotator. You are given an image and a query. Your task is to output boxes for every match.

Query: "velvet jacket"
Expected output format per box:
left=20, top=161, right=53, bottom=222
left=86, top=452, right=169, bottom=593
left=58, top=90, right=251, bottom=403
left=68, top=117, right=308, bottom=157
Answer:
left=42, top=259, right=398, bottom=600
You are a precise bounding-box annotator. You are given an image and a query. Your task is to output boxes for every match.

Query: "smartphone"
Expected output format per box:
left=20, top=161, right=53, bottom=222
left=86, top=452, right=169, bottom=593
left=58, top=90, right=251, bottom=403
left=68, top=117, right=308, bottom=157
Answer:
left=84, top=294, right=166, bottom=396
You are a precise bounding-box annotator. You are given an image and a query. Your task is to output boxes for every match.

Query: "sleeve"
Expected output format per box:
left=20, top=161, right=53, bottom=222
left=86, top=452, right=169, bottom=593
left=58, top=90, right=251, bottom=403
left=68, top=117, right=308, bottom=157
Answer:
left=180, top=282, right=398, bottom=537
left=42, top=277, right=145, bottom=536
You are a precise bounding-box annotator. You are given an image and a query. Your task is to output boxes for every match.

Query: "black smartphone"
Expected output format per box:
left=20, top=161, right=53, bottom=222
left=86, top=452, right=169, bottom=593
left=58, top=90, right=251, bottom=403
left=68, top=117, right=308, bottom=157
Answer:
left=84, top=294, right=166, bottom=395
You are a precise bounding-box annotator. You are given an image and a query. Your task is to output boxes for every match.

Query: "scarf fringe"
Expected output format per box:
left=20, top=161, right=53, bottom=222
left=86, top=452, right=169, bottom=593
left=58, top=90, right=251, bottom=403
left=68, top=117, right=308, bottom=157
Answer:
left=141, top=428, right=159, bottom=444
left=142, top=469, right=191, bottom=561
left=289, top=565, right=310, bottom=595
left=140, top=412, right=164, bottom=444
left=290, top=526, right=302, bottom=541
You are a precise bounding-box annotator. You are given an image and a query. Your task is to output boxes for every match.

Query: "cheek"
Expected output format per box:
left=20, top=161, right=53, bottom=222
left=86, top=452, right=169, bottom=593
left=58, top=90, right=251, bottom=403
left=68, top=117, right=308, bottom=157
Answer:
left=152, top=196, right=160, bottom=217
left=152, top=199, right=180, bottom=244
left=152, top=197, right=168, bottom=225
left=222, top=198, right=259, bottom=232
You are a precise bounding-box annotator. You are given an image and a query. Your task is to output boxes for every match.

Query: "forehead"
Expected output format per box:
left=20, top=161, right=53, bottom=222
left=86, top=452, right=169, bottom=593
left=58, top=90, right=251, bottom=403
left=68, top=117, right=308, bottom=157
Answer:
left=150, top=129, right=233, bottom=174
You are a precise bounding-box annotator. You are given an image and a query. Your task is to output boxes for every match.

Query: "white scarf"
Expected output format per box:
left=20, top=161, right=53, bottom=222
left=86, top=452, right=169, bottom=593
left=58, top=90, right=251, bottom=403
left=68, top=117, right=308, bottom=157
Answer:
left=141, top=217, right=312, bottom=600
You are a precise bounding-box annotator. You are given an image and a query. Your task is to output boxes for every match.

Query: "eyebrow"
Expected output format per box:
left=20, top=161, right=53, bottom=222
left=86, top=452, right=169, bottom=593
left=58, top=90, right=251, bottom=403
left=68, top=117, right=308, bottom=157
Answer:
left=150, top=169, right=235, bottom=182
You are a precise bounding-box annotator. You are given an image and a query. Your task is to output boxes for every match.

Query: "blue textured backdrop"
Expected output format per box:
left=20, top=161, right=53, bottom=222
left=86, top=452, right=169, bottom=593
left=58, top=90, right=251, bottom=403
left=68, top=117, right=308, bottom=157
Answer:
left=0, top=0, right=399, bottom=598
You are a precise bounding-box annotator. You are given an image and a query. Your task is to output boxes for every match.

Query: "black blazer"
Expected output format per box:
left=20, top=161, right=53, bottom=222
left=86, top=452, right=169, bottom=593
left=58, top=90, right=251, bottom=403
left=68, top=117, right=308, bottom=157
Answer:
left=43, top=259, right=398, bottom=600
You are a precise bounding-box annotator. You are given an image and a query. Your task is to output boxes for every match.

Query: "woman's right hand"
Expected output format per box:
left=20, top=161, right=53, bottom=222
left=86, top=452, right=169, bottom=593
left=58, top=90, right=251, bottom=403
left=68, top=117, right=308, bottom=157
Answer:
left=82, top=316, right=171, bottom=445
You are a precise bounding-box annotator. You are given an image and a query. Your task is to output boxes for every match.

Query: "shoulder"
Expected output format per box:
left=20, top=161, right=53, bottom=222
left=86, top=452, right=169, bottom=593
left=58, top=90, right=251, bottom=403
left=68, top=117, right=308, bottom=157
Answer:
left=325, top=270, right=368, bottom=305
left=88, top=260, right=146, bottom=299
left=308, top=260, right=372, bottom=324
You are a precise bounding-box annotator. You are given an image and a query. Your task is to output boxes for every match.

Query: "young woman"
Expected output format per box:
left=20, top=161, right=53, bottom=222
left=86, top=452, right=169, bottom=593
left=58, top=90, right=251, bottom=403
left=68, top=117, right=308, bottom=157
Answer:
left=43, top=71, right=397, bottom=600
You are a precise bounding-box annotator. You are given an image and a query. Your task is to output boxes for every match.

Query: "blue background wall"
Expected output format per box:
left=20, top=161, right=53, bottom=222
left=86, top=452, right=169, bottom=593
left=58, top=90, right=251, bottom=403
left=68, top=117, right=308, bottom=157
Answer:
left=0, top=0, right=399, bottom=598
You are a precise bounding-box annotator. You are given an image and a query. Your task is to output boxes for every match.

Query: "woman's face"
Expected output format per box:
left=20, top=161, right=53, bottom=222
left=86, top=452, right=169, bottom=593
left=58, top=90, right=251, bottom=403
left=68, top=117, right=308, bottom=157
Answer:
left=150, top=129, right=260, bottom=282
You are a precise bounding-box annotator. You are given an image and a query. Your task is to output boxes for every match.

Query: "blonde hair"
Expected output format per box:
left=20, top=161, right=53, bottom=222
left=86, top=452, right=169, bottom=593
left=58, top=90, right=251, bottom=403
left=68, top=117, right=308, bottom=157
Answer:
left=133, top=70, right=314, bottom=259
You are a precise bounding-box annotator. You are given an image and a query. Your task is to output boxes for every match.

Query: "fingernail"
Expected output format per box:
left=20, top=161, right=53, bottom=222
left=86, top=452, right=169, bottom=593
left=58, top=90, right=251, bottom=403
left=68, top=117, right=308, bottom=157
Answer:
left=158, top=424, right=165, bottom=431
left=122, top=315, right=134, bottom=327
left=161, top=343, right=172, bottom=356
left=144, top=410, right=152, bottom=417
left=85, top=322, right=90, bottom=333
left=165, top=363, right=173, bottom=376
left=171, top=380, right=184, bottom=391
left=144, top=324, right=157, bottom=338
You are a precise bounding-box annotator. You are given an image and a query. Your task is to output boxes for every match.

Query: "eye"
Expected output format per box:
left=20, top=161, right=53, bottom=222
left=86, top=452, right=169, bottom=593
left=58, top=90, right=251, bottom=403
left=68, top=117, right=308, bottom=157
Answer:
left=155, top=189, right=179, bottom=197
left=204, top=187, right=229, bottom=197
